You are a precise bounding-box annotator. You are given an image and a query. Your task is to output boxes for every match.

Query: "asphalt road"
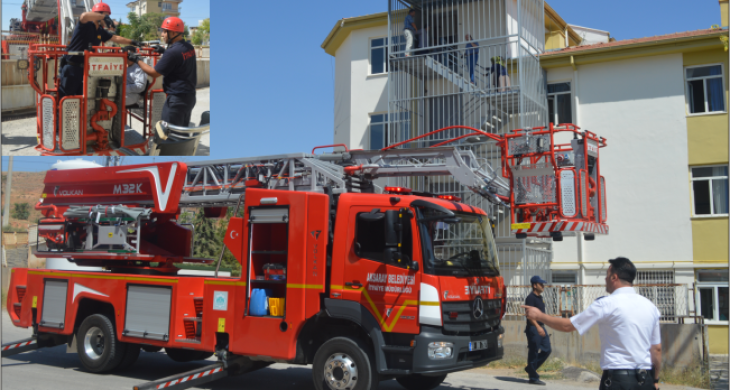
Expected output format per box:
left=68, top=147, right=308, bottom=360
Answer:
left=2, top=311, right=707, bottom=390
left=3, top=309, right=590, bottom=390
left=1, top=87, right=210, bottom=156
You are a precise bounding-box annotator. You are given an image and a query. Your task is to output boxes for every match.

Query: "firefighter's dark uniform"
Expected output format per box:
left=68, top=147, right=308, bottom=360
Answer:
left=58, top=21, right=113, bottom=100
left=154, top=40, right=197, bottom=127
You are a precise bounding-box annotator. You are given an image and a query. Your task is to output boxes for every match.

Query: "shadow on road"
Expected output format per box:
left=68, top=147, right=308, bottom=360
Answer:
left=494, top=376, right=532, bottom=384
left=4, top=345, right=516, bottom=390
left=1, top=134, right=37, bottom=147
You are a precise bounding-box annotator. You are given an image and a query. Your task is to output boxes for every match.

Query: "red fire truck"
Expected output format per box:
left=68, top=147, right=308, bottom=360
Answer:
left=4, top=125, right=607, bottom=390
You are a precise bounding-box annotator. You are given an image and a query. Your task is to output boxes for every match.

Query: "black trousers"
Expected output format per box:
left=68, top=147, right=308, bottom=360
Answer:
left=599, top=371, right=656, bottom=390
left=162, top=93, right=196, bottom=127
left=58, top=64, right=85, bottom=101
left=525, top=325, right=551, bottom=380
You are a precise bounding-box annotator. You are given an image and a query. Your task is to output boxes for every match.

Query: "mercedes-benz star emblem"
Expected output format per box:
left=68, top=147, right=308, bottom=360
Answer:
left=473, top=296, right=484, bottom=318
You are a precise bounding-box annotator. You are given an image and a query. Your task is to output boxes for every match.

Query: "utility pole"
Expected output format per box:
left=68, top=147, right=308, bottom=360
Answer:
left=3, top=156, right=14, bottom=228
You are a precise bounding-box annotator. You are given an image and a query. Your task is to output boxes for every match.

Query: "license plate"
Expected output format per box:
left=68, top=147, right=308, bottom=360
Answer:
left=469, top=340, right=487, bottom=351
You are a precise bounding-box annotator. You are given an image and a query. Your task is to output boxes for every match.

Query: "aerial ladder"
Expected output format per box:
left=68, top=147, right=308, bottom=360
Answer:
left=3, top=124, right=606, bottom=390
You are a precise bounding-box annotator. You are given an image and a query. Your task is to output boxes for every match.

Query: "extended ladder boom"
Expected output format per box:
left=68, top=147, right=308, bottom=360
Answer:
left=177, top=147, right=510, bottom=208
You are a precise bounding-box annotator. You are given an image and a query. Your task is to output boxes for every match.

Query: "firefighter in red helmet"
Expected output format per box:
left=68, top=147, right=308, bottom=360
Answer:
left=58, top=1, right=140, bottom=100
left=130, top=16, right=198, bottom=127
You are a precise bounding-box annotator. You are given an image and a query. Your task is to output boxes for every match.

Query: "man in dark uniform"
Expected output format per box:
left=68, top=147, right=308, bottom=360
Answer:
left=130, top=17, right=197, bottom=127
left=524, top=275, right=551, bottom=385
left=58, top=2, right=140, bottom=100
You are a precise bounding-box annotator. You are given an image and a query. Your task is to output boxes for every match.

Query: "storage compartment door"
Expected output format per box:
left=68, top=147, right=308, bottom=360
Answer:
left=40, top=279, right=68, bottom=329
left=123, top=285, right=172, bottom=341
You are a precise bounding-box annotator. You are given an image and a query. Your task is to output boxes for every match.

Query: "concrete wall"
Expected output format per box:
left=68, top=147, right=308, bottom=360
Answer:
left=708, top=325, right=728, bottom=354
left=502, top=320, right=706, bottom=368
left=196, top=58, right=210, bottom=88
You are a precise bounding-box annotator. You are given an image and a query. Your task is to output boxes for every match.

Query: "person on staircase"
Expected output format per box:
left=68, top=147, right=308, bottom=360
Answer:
left=465, top=34, right=479, bottom=84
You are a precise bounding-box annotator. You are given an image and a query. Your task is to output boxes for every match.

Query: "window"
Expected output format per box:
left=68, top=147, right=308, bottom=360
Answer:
left=354, top=209, right=412, bottom=267
left=551, top=271, right=576, bottom=284
left=547, top=82, right=572, bottom=125
left=697, top=270, right=729, bottom=323
left=691, top=166, right=729, bottom=216
left=635, top=270, right=675, bottom=322
left=685, top=65, right=725, bottom=114
left=161, top=2, right=172, bottom=11
left=369, top=112, right=410, bottom=150
left=370, top=38, right=388, bottom=75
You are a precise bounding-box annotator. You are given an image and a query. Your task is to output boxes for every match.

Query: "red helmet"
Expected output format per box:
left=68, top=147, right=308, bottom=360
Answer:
left=92, top=2, right=111, bottom=14
left=160, top=17, right=184, bottom=33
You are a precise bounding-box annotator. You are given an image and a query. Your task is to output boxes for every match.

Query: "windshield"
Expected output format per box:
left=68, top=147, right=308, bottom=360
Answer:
left=417, top=208, right=500, bottom=277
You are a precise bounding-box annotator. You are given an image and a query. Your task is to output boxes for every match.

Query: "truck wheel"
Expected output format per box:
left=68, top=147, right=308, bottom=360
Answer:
left=141, top=345, right=162, bottom=353
left=116, top=343, right=141, bottom=370
left=165, top=348, right=214, bottom=362
left=396, top=374, right=447, bottom=390
left=77, top=314, right=126, bottom=373
left=312, top=337, right=378, bottom=390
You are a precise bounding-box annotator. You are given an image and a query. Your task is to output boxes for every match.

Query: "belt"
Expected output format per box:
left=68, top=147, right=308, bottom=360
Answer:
left=605, top=369, right=649, bottom=375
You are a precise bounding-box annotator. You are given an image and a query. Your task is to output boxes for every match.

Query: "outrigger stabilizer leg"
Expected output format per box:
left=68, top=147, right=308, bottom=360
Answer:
left=1, top=337, right=39, bottom=357
left=132, top=362, right=227, bottom=390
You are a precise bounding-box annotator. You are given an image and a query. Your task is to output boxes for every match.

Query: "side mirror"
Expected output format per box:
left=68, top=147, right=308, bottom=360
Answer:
left=409, top=260, right=419, bottom=271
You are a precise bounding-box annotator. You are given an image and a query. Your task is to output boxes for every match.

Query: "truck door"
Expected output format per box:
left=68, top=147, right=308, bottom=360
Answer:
left=341, top=206, right=420, bottom=334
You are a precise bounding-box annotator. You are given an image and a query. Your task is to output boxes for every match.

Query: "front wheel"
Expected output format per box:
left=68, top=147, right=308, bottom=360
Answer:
left=312, top=337, right=378, bottom=390
left=396, top=374, right=447, bottom=390
left=76, top=314, right=126, bottom=373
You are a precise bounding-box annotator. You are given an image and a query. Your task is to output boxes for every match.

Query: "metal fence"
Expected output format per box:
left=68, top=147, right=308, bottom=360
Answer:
left=2, top=31, right=58, bottom=59
left=506, top=284, right=694, bottom=323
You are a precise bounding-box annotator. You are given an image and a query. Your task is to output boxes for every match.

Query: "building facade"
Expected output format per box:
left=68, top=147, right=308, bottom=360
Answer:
left=322, top=1, right=729, bottom=353
left=126, top=0, right=182, bottom=18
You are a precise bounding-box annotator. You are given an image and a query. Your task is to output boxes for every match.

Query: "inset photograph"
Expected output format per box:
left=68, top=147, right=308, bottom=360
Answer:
left=1, top=0, right=210, bottom=156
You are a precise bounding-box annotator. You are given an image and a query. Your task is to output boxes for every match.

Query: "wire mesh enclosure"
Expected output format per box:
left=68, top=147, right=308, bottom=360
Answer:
left=505, top=284, right=693, bottom=324
left=386, top=0, right=550, bottom=271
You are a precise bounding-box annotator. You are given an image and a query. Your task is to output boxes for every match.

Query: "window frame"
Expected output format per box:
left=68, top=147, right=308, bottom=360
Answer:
left=690, top=165, right=729, bottom=217
left=547, top=81, right=573, bottom=126
left=369, top=36, right=389, bottom=76
left=684, top=63, right=727, bottom=116
left=368, top=112, right=389, bottom=150
left=353, top=209, right=414, bottom=269
left=550, top=270, right=577, bottom=284
left=696, top=269, right=729, bottom=325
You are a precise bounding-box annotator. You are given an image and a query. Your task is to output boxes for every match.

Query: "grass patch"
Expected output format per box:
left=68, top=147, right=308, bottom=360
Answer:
left=659, top=364, right=711, bottom=389
left=483, top=358, right=710, bottom=389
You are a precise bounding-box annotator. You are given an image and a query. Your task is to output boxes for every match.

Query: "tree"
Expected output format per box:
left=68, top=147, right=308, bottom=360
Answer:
left=192, top=18, right=210, bottom=46
left=192, top=210, right=218, bottom=259
left=11, top=203, right=30, bottom=220
left=121, top=12, right=169, bottom=42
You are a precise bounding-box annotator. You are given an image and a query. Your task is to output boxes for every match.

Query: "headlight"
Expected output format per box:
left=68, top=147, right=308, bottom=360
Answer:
left=498, top=334, right=503, bottom=348
left=428, top=342, right=454, bottom=360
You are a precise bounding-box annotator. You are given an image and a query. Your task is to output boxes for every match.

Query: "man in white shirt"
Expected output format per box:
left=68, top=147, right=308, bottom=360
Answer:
left=125, top=57, right=147, bottom=107
left=523, top=257, right=662, bottom=390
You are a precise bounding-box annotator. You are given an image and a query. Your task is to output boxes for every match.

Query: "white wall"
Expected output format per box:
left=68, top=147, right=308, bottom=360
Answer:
left=550, top=53, right=693, bottom=280
left=333, top=26, right=390, bottom=149
left=569, top=25, right=610, bottom=46
left=333, top=34, right=353, bottom=147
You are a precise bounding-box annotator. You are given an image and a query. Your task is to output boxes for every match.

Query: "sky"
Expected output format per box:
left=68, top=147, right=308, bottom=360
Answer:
left=1, top=0, right=725, bottom=172
left=2, top=0, right=209, bottom=29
